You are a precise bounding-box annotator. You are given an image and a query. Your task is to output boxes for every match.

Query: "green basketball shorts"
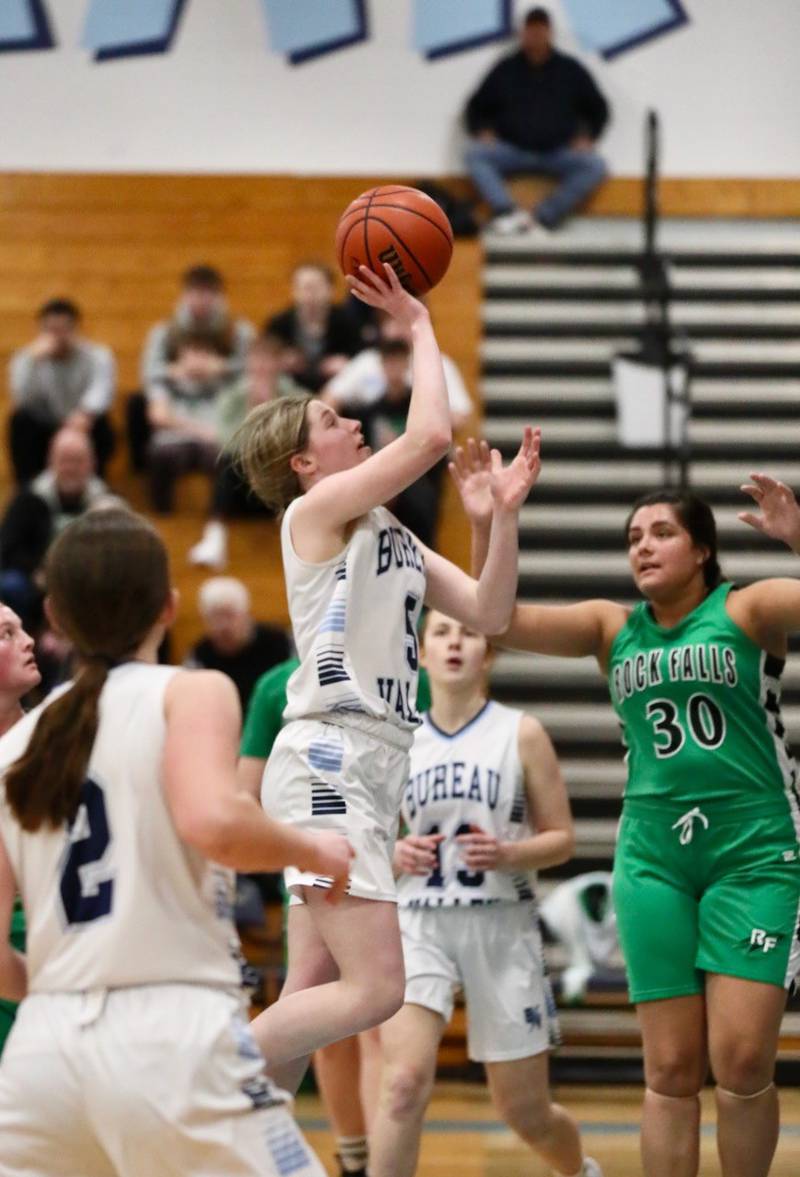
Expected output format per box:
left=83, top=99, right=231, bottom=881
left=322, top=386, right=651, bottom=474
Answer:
left=613, top=795, right=800, bottom=1003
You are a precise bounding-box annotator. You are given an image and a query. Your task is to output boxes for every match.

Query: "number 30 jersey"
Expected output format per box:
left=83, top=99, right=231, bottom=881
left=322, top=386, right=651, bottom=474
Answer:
left=399, top=701, right=537, bottom=908
left=282, top=501, right=426, bottom=733
left=0, top=664, right=242, bottom=995
left=609, top=581, right=799, bottom=806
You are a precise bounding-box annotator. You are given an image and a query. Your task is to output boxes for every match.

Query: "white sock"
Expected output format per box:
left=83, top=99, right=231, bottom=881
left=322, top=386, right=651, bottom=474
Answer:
left=337, top=1134, right=368, bottom=1173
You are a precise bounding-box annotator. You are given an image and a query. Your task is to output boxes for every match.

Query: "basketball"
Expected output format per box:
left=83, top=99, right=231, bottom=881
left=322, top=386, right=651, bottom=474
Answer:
left=335, top=185, right=454, bottom=296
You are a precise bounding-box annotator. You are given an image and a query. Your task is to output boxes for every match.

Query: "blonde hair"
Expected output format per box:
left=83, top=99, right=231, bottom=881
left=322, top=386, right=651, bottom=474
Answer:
left=228, top=393, right=311, bottom=512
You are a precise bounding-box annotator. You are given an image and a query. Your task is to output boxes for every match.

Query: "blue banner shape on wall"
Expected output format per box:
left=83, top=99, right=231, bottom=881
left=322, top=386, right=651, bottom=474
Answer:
left=0, top=0, right=54, bottom=52
left=414, top=0, right=512, bottom=60
left=260, top=0, right=368, bottom=65
left=82, top=0, right=188, bottom=61
left=562, top=0, right=688, bottom=60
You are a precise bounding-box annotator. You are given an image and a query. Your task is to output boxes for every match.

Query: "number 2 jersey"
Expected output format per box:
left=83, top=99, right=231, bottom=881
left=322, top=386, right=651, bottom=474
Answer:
left=609, top=581, right=800, bottom=807
left=399, top=700, right=538, bottom=908
left=281, top=499, right=426, bottom=733
left=0, top=664, right=242, bottom=995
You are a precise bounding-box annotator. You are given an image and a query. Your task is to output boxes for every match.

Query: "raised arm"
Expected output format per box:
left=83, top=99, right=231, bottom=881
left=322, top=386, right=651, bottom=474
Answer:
left=292, top=265, right=451, bottom=535
left=456, top=715, right=574, bottom=873
left=450, top=434, right=626, bottom=658
left=163, top=670, right=352, bottom=900
left=731, top=473, right=800, bottom=641
left=423, top=428, right=540, bottom=634
left=0, top=832, right=26, bottom=1002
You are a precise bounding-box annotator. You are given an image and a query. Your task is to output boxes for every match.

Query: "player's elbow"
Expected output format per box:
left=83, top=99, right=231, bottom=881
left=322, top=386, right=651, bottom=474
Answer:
left=419, top=425, right=451, bottom=461
left=175, top=802, right=241, bottom=867
left=552, top=828, right=576, bottom=866
left=480, top=602, right=515, bottom=637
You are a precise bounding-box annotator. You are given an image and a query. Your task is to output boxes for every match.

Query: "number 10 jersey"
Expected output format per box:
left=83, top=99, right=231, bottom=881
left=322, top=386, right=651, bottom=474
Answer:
left=399, top=701, right=537, bottom=908
left=609, top=581, right=800, bottom=807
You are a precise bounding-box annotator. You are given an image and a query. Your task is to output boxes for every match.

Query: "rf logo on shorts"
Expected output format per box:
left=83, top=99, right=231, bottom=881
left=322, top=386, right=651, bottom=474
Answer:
left=749, top=929, right=780, bottom=953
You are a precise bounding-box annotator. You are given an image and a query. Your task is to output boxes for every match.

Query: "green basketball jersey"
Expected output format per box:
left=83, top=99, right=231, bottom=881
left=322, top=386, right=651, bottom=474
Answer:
left=608, top=582, right=799, bottom=805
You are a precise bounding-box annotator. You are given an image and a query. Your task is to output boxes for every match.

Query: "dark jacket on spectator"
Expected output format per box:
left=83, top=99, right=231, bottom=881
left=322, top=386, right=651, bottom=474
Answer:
left=465, top=48, right=609, bottom=152
left=184, top=624, right=292, bottom=712
left=265, top=306, right=362, bottom=392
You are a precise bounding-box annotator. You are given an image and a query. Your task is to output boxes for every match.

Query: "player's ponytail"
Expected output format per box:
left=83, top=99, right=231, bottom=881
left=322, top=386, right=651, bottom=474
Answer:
left=5, top=508, right=171, bottom=832
left=228, top=393, right=311, bottom=513
left=625, top=490, right=723, bottom=589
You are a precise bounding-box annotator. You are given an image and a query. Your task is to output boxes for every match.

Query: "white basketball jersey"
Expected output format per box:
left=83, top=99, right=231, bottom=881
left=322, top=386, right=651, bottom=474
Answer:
left=0, top=664, right=242, bottom=994
left=282, top=500, right=426, bottom=732
left=399, top=701, right=536, bottom=908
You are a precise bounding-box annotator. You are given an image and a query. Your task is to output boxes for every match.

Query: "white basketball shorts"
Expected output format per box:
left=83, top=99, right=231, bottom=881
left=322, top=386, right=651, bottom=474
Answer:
left=261, top=713, right=411, bottom=904
left=399, top=903, right=560, bottom=1062
left=0, top=984, right=326, bottom=1177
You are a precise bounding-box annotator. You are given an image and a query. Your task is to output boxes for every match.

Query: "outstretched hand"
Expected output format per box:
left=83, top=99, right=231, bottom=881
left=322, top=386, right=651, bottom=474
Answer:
left=738, top=473, right=800, bottom=550
left=489, top=425, right=541, bottom=512
left=449, top=437, right=493, bottom=525
left=346, top=263, right=427, bottom=330
left=450, top=427, right=541, bottom=519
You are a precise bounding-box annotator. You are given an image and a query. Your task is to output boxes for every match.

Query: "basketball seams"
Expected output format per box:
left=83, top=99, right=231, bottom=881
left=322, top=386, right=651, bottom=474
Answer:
left=363, top=215, right=434, bottom=289
left=354, top=202, right=453, bottom=246
left=335, top=185, right=453, bottom=294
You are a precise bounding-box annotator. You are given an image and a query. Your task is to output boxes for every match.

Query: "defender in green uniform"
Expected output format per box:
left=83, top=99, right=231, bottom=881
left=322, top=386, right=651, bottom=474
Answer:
left=0, top=608, right=41, bottom=1059
left=610, top=580, right=800, bottom=1001
left=454, top=451, right=800, bottom=1177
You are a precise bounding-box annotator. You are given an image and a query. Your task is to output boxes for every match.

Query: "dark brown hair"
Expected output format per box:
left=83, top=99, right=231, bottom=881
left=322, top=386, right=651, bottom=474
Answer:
left=625, top=489, right=723, bottom=589
left=5, top=509, right=171, bottom=832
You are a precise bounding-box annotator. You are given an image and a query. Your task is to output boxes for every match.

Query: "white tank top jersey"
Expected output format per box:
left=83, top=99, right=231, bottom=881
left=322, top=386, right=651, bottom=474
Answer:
left=0, top=664, right=242, bottom=994
left=399, top=700, right=537, bottom=908
left=281, top=499, right=426, bottom=732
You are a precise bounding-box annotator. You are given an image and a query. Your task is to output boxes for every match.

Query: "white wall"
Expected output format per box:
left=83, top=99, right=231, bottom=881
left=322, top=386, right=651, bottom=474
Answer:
left=0, top=0, right=798, bottom=176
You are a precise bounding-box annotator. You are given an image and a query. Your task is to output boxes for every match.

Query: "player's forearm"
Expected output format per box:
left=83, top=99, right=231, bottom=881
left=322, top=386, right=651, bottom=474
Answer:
left=470, top=516, right=491, bottom=578
left=405, top=314, right=451, bottom=455
left=500, top=829, right=575, bottom=872
left=0, top=946, right=27, bottom=1003
left=197, top=793, right=324, bottom=874
left=474, top=508, right=519, bottom=633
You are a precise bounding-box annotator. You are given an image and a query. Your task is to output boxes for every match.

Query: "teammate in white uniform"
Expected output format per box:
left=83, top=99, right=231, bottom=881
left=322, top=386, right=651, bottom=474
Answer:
left=369, top=610, right=603, bottom=1177
left=0, top=508, right=350, bottom=1177
left=231, top=262, right=540, bottom=1093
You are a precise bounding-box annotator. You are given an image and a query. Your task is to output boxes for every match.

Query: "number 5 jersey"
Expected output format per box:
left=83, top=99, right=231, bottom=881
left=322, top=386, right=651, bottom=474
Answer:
left=0, top=664, right=242, bottom=994
left=281, top=500, right=426, bottom=732
left=609, top=581, right=800, bottom=809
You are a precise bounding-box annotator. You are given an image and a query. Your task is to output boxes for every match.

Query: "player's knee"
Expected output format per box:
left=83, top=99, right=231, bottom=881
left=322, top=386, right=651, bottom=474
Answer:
left=711, top=1042, right=774, bottom=1096
left=366, top=972, right=405, bottom=1025
left=646, top=1052, right=707, bottom=1097
left=382, top=1061, right=434, bottom=1121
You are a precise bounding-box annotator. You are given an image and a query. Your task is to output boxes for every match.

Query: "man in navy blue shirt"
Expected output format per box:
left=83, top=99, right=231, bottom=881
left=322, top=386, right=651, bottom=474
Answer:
left=464, top=7, right=609, bottom=234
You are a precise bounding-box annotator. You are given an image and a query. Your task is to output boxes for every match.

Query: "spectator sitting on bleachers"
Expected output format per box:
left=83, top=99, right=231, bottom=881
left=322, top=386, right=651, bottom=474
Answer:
left=344, top=338, right=446, bottom=548
left=183, top=577, right=292, bottom=712
left=130, top=263, right=255, bottom=471
left=8, top=298, right=116, bottom=483
left=464, top=5, right=609, bottom=235
left=322, top=309, right=473, bottom=431
left=0, top=427, right=122, bottom=632
left=265, top=262, right=362, bottom=392
left=146, top=333, right=232, bottom=514
left=188, top=334, right=306, bottom=570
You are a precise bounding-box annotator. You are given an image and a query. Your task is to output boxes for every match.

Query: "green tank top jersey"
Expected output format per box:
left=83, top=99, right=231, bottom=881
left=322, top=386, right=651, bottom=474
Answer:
left=608, top=582, right=799, bottom=805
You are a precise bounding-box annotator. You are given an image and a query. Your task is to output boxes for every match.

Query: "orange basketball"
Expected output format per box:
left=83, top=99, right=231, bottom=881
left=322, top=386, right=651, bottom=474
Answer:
left=335, top=185, right=454, bottom=297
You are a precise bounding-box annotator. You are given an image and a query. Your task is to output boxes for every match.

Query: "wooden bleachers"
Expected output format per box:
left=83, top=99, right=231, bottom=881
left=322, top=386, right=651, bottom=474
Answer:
left=0, top=172, right=482, bottom=655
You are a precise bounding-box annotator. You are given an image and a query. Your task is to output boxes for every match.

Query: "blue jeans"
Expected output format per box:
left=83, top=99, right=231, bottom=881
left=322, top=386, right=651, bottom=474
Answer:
left=464, top=137, right=608, bottom=227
